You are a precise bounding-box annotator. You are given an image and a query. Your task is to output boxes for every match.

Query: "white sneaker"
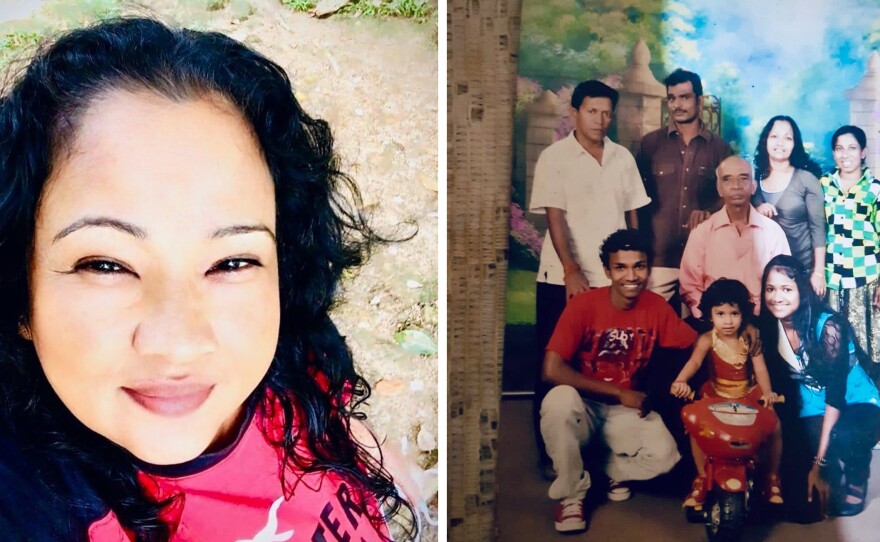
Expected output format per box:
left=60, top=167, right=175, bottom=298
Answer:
left=607, top=479, right=632, bottom=501
left=554, top=498, right=586, bottom=533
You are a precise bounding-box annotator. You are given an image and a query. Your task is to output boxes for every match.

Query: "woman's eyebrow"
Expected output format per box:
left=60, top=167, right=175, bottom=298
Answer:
left=53, top=216, right=146, bottom=243
left=52, top=218, right=276, bottom=244
left=211, top=224, right=276, bottom=242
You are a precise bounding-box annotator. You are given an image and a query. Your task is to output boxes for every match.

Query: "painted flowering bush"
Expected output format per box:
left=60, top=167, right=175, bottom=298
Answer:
left=553, top=84, right=574, bottom=141
left=509, top=202, right=543, bottom=261
left=516, top=76, right=543, bottom=113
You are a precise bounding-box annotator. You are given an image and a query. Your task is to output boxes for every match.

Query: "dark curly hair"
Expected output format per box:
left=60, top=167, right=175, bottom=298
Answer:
left=0, top=17, right=413, bottom=541
left=697, top=278, right=753, bottom=335
left=753, top=115, right=822, bottom=181
left=599, top=228, right=653, bottom=269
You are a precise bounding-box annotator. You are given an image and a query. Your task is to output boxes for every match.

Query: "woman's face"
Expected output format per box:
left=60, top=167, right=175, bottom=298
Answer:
left=763, top=268, right=800, bottom=321
left=766, top=120, right=794, bottom=163
left=833, top=132, right=866, bottom=176
left=29, top=90, right=280, bottom=465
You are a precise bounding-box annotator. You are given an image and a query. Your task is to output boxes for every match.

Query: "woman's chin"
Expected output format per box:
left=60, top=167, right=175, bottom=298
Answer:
left=124, top=439, right=209, bottom=466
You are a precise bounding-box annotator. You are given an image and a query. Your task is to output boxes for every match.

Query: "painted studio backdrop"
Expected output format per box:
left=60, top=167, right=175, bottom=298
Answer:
left=503, top=0, right=880, bottom=393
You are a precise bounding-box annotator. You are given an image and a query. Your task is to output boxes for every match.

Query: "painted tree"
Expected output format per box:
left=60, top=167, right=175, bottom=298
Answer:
left=519, top=0, right=668, bottom=89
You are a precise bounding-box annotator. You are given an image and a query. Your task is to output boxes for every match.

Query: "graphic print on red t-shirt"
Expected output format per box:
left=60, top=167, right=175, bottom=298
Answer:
left=547, top=287, right=697, bottom=390
left=584, top=326, right=656, bottom=386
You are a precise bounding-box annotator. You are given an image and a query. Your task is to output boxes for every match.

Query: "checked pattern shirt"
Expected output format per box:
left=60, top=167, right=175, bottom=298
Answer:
left=821, top=167, right=880, bottom=290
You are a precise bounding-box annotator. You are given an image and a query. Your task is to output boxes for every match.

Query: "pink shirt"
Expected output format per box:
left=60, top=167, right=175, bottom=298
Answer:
left=679, top=206, right=790, bottom=318
left=88, top=397, right=387, bottom=541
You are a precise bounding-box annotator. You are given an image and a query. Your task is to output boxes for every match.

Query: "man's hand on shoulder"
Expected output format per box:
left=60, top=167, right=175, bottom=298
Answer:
left=564, top=269, right=590, bottom=300
left=756, top=203, right=777, bottom=218
left=686, top=210, right=711, bottom=230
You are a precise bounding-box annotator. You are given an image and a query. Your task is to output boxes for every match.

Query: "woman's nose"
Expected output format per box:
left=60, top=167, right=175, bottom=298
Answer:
left=132, top=281, right=217, bottom=366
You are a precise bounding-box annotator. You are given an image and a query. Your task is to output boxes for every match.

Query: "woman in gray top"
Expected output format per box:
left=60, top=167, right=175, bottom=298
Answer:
left=753, top=115, right=827, bottom=296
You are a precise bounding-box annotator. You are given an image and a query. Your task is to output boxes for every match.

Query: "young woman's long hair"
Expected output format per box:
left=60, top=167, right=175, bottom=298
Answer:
left=757, top=255, right=864, bottom=391
left=0, top=17, right=412, bottom=540
left=753, top=115, right=823, bottom=181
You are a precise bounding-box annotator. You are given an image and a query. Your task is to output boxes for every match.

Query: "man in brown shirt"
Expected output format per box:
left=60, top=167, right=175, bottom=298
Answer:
left=637, top=69, right=731, bottom=315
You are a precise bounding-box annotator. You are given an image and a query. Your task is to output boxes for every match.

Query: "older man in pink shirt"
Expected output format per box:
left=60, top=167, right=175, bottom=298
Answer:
left=680, top=156, right=790, bottom=317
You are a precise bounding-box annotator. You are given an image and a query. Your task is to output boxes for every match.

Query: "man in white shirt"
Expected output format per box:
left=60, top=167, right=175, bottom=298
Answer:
left=528, top=79, right=651, bottom=474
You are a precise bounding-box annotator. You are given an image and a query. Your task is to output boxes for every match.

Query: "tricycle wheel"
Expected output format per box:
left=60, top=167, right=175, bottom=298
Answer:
left=706, top=489, right=745, bottom=542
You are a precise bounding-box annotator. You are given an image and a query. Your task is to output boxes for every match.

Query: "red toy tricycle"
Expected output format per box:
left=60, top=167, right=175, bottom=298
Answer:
left=681, top=396, right=782, bottom=542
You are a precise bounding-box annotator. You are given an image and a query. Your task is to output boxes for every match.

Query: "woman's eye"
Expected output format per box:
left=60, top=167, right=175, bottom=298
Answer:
left=208, top=258, right=261, bottom=275
left=74, top=259, right=131, bottom=275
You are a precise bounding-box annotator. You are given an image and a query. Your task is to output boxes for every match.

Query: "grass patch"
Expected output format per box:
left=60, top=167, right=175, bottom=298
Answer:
left=206, top=0, right=230, bottom=11
left=0, top=31, right=42, bottom=53
left=0, top=0, right=124, bottom=70
left=282, top=0, right=315, bottom=10
left=282, top=0, right=432, bottom=19
left=506, top=268, right=536, bottom=325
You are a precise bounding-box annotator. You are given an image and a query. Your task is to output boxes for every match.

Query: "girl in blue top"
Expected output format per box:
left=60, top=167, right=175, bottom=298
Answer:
left=759, top=255, right=880, bottom=521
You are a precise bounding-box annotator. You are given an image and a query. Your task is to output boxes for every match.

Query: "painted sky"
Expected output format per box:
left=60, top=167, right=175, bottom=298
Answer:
left=663, top=0, right=880, bottom=167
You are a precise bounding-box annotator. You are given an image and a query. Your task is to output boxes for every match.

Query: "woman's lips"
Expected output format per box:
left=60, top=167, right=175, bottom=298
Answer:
left=122, top=383, right=214, bottom=417
left=769, top=304, right=791, bottom=316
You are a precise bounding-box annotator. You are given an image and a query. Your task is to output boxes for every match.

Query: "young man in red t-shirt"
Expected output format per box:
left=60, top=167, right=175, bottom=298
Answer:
left=540, top=229, right=697, bottom=533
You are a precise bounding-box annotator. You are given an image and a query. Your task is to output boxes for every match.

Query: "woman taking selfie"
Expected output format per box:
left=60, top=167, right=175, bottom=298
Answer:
left=0, top=17, right=414, bottom=541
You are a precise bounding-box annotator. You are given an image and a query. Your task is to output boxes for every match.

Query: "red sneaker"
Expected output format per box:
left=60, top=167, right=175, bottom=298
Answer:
left=554, top=498, right=586, bottom=533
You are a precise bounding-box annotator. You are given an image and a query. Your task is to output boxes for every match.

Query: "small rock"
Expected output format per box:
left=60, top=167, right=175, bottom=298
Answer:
left=417, top=427, right=436, bottom=451
left=410, top=379, right=424, bottom=391
left=393, top=195, right=404, bottom=204
left=388, top=245, right=399, bottom=255
left=357, top=321, right=370, bottom=329
left=230, top=0, right=254, bottom=19
left=406, top=279, right=422, bottom=289
left=375, top=379, right=405, bottom=394
left=354, top=108, right=365, bottom=116
left=420, top=173, right=438, bottom=192
left=370, top=295, right=382, bottom=306
left=314, top=0, right=352, bottom=17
